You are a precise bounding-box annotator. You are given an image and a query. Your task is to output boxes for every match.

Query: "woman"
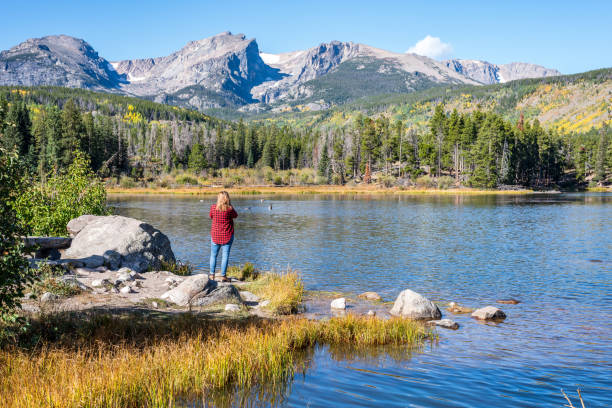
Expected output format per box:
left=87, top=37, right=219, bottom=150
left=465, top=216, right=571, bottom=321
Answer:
left=209, top=191, right=238, bottom=282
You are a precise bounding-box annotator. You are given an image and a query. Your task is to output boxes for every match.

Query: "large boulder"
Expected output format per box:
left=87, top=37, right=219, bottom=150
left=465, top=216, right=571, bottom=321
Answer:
left=191, top=284, right=242, bottom=307
left=62, top=215, right=175, bottom=272
left=390, top=289, right=442, bottom=320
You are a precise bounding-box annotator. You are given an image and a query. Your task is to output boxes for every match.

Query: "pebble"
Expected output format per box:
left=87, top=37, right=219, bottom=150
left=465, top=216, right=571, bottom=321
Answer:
left=366, top=310, right=376, bottom=316
left=129, top=271, right=143, bottom=280
left=119, top=286, right=133, bottom=294
left=24, top=292, right=34, bottom=300
left=91, top=279, right=109, bottom=287
left=259, top=300, right=270, bottom=308
left=330, top=297, right=346, bottom=309
left=225, top=304, right=241, bottom=312
left=151, top=301, right=159, bottom=308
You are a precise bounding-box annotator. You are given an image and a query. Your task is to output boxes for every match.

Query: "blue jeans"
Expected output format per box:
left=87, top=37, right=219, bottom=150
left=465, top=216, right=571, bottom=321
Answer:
left=210, top=235, right=233, bottom=277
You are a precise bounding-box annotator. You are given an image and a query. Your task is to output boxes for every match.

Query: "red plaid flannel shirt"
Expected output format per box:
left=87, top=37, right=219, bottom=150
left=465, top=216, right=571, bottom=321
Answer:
left=210, top=205, right=238, bottom=244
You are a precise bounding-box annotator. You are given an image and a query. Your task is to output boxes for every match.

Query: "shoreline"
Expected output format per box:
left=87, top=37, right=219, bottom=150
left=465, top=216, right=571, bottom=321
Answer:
left=106, top=185, right=539, bottom=196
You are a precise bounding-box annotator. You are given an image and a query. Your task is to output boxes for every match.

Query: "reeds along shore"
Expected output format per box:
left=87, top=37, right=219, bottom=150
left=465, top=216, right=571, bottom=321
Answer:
left=0, top=313, right=433, bottom=408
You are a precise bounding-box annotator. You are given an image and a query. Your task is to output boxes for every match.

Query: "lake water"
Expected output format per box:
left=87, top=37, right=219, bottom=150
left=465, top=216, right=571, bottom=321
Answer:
left=109, top=193, right=612, bottom=408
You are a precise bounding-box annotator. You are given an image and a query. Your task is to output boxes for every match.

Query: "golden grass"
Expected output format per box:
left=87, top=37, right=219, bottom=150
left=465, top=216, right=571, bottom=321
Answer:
left=107, top=185, right=534, bottom=196
left=242, top=270, right=304, bottom=314
left=586, top=186, right=612, bottom=192
left=0, top=313, right=432, bottom=408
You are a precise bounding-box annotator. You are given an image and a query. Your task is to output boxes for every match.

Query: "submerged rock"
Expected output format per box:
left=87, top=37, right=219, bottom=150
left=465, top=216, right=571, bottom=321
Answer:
left=390, top=289, right=442, bottom=320
left=62, top=215, right=175, bottom=273
left=447, top=301, right=474, bottom=314
left=472, top=306, right=507, bottom=320
left=331, top=297, right=346, bottom=309
left=358, top=292, right=382, bottom=301
left=427, top=319, right=459, bottom=330
left=496, top=298, right=520, bottom=305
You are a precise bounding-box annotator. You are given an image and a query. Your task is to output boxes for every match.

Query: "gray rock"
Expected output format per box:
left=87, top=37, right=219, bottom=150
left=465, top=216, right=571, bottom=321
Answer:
left=58, top=275, right=88, bottom=291
left=62, top=215, right=175, bottom=272
left=366, top=310, right=376, bottom=316
left=40, top=292, right=58, bottom=302
left=427, top=319, right=459, bottom=330
left=191, top=284, right=243, bottom=307
left=110, top=287, right=119, bottom=294
left=151, top=301, right=159, bottom=308
left=120, top=286, right=134, bottom=294
left=390, top=289, right=442, bottom=320
left=161, top=274, right=211, bottom=306
left=225, top=304, right=241, bottom=312
left=239, top=291, right=259, bottom=302
left=24, top=292, right=34, bottom=300
left=472, top=306, right=507, bottom=320
left=66, top=214, right=102, bottom=238
left=258, top=300, right=270, bottom=308
left=331, top=297, right=346, bottom=309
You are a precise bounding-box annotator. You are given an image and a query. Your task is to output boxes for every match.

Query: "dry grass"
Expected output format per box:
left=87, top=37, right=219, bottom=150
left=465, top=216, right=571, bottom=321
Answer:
left=0, top=312, right=432, bottom=408
left=242, top=270, right=304, bottom=315
left=107, top=184, right=534, bottom=196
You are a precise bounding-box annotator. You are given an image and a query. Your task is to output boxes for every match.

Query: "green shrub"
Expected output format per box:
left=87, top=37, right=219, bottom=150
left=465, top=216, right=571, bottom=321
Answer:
left=13, top=152, right=109, bottom=236
left=158, top=260, right=193, bottom=276
left=273, top=175, right=283, bottom=186
left=379, top=175, right=396, bottom=188
left=29, top=263, right=81, bottom=298
left=227, top=262, right=259, bottom=281
left=415, top=175, right=435, bottom=188
left=175, top=174, right=199, bottom=186
left=437, top=176, right=455, bottom=189
left=119, top=176, right=137, bottom=188
left=0, top=149, right=35, bottom=320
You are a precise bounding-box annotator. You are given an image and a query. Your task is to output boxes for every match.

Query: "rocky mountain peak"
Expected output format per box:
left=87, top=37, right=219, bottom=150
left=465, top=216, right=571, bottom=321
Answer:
left=0, top=35, right=125, bottom=89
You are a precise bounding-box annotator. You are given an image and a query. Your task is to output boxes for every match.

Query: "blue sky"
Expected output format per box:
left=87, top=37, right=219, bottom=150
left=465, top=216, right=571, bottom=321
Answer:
left=1, top=0, right=610, bottom=74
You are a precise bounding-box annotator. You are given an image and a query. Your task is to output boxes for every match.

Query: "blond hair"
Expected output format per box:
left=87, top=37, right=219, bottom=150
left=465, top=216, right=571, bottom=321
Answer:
left=216, top=191, right=232, bottom=211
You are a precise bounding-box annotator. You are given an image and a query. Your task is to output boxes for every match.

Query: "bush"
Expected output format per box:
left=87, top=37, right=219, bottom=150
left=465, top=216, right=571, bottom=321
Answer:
left=437, top=176, right=455, bottom=190
left=0, top=149, right=35, bottom=321
left=379, top=175, right=396, bottom=188
left=13, top=152, right=109, bottom=236
left=175, top=174, right=199, bottom=186
left=415, top=175, right=435, bottom=188
left=227, top=262, right=259, bottom=281
left=29, top=263, right=81, bottom=298
left=119, top=176, right=137, bottom=188
left=273, top=175, right=283, bottom=186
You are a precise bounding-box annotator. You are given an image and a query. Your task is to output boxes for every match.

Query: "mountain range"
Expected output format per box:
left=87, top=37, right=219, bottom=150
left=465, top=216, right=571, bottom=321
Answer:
left=0, top=32, right=561, bottom=112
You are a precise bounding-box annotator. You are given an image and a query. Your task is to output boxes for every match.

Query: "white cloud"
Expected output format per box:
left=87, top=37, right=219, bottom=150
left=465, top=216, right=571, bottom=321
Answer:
left=407, top=35, right=453, bottom=59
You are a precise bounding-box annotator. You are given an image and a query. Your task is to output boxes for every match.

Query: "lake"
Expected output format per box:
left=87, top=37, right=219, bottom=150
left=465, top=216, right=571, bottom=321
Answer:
left=109, top=193, right=612, bottom=408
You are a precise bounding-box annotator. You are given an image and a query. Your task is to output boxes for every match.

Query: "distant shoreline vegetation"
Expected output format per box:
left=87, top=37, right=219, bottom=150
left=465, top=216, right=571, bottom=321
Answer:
left=0, top=78, right=610, bottom=193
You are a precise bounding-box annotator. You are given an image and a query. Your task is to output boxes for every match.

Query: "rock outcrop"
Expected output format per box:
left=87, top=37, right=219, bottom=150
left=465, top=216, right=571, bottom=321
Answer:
left=444, top=59, right=560, bottom=84
left=61, top=215, right=175, bottom=272
left=390, top=289, right=442, bottom=320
